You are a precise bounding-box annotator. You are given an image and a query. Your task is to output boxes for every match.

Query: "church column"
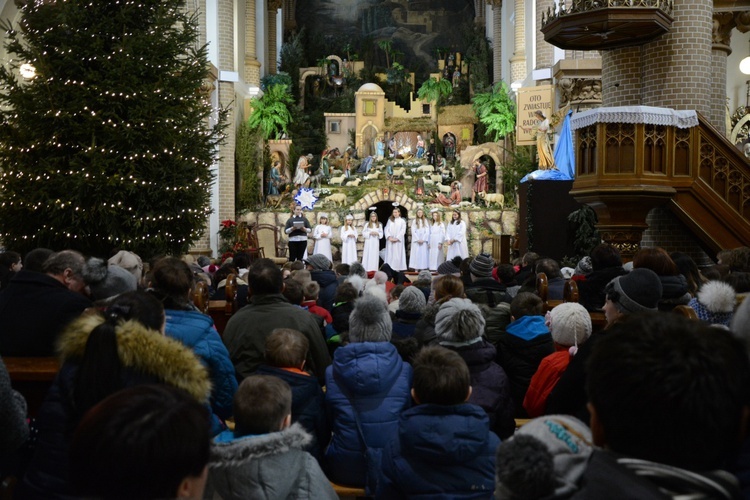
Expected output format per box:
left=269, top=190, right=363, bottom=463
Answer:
left=641, top=0, right=713, bottom=120
left=283, top=0, right=296, bottom=32
left=216, top=0, right=236, bottom=236
left=510, top=0, right=526, bottom=83
left=489, top=0, right=502, bottom=83
left=711, top=13, right=734, bottom=136
left=267, top=0, right=281, bottom=75
left=535, top=0, right=554, bottom=76
left=245, top=0, right=261, bottom=86
left=475, top=0, right=486, bottom=26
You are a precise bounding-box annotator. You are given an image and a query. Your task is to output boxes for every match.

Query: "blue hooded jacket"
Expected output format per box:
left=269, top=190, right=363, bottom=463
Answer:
left=165, top=308, right=238, bottom=421
left=324, top=342, right=412, bottom=489
left=377, top=403, right=500, bottom=499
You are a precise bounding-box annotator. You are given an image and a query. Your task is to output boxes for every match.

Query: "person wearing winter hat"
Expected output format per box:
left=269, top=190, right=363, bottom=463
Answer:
left=391, top=286, right=426, bottom=340
left=304, top=253, right=338, bottom=312
left=324, top=294, right=412, bottom=493
left=303, top=253, right=331, bottom=272
left=108, top=250, right=144, bottom=285
left=496, top=293, right=555, bottom=417
left=435, top=298, right=516, bottom=438
left=495, top=415, right=593, bottom=499
left=378, top=346, right=500, bottom=498
left=545, top=270, right=660, bottom=422
left=602, top=267, right=663, bottom=326
left=573, top=256, right=593, bottom=279
left=688, top=280, right=736, bottom=327
left=523, top=303, right=592, bottom=417
left=465, top=252, right=512, bottom=309
left=436, top=260, right=460, bottom=277
left=83, top=257, right=138, bottom=302
left=410, top=269, right=433, bottom=302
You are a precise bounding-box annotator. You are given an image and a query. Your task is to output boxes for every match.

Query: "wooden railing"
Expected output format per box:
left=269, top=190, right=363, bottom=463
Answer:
left=571, top=112, right=750, bottom=253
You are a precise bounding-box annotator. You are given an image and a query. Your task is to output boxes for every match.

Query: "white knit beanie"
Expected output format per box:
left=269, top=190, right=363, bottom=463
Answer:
left=547, top=303, right=592, bottom=354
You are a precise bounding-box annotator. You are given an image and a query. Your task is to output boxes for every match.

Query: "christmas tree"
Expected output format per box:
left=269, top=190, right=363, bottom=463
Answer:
left=0, top=0, right=225, bottom=257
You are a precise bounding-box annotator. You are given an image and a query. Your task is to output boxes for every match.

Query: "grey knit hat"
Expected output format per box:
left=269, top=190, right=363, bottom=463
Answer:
left=605, top=268, right=662, bottom=313
left=349, top=294, right=392, bottom=343
left=304, top=253, right=331, bottom=271
left=437, top=260, right=460, bottom=276
left=469, top=253, right=494, bottom=278
left=83, top=258, right=138, bottom=301
left=435, top=298, right=485, bottom=343
left=398, top=286, right=426, bottom=314
left=417, top=270, right=433, bottom=282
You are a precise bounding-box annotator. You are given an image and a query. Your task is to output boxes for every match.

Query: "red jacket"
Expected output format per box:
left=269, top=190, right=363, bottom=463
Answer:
left=523, top=348, right=572, bottom=418
left=302, top=299, right=333, bottom=325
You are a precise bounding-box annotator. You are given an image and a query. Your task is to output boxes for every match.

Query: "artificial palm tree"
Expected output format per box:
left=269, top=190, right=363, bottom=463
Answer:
left=417, top=76, right=453, bottom=113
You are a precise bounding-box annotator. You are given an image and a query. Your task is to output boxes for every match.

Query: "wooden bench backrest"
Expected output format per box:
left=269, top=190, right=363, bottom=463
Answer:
left=5, top=357, right=60, bottom=417
left=192, top=281, right=210, bottom=314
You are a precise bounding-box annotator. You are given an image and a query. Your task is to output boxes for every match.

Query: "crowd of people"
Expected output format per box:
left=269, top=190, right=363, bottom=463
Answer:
left=2, top=242, right=750, bottom=499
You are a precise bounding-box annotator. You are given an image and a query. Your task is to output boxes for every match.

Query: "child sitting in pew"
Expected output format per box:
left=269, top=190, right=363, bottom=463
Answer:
left=208, top=375, right=337, bottom=499
left=255, top=328, right=329, bottom=462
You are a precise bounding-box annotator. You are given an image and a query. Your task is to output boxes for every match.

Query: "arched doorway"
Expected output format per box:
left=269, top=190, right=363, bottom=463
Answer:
left=365, top=200, right=410, bottom=268
left=478, top=154, right=497, bottom=193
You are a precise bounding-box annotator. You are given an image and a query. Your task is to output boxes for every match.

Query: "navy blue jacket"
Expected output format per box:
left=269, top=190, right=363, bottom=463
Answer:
left=377, top=403, right=500, bottom=499
left=443, top=340, right=515, bottom=439
left=255, top=364, right=329, bottom=462
left=311, top=270, right=338, bottom=312
left=324, top=342, right=412, bottom=489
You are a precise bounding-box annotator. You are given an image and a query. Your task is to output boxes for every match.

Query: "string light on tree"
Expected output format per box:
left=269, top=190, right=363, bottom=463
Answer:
left=0, top=0, right=227, bottom=256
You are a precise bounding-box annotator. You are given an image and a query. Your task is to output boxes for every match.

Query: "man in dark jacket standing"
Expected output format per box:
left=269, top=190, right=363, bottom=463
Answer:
left=223, top=259, right=331, bottom=384
left=465, top=253, right=512, bottom=307
left=0, top=250, right=91, bottom=356
left=304, top=254, right=338, bottom=312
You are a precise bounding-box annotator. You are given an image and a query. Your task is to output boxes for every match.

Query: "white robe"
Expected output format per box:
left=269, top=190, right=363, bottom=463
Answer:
left=312, top=224, right=333, bottom=261
left=339, top=225, right=358, bottom=265
left=362, top=223, right=383, bottom=272
left=445, top=220, right=468, bottom=260
left=408, top=221, right=430, bottom=270
left=428, top=222, right=446, bottom=271
left=384, top=217, right=407, bottom=271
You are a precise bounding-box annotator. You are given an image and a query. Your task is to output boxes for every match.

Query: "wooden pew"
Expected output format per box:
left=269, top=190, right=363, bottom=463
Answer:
left=4, top=357, right=60, bottom=417
left=330, top=482, right=367, bottom=499
left=537, top=272, right=579, bottom=312
left=208, top=273, right=236, bottom=336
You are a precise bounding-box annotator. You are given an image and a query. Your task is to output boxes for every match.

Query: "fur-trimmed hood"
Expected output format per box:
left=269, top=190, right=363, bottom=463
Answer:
left=57, top=314, right=211, bottom=403
left=210, top=423, right=311, bottom=468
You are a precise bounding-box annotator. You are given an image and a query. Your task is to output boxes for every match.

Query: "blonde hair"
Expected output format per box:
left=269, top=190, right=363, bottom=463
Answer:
left=367, top=211, right=380, bottom=229
left=414, top=209, right=427, bottom=229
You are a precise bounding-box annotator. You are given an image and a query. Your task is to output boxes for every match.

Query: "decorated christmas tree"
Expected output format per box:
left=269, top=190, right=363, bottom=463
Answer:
left=0, top=0, right=225, bottom=257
